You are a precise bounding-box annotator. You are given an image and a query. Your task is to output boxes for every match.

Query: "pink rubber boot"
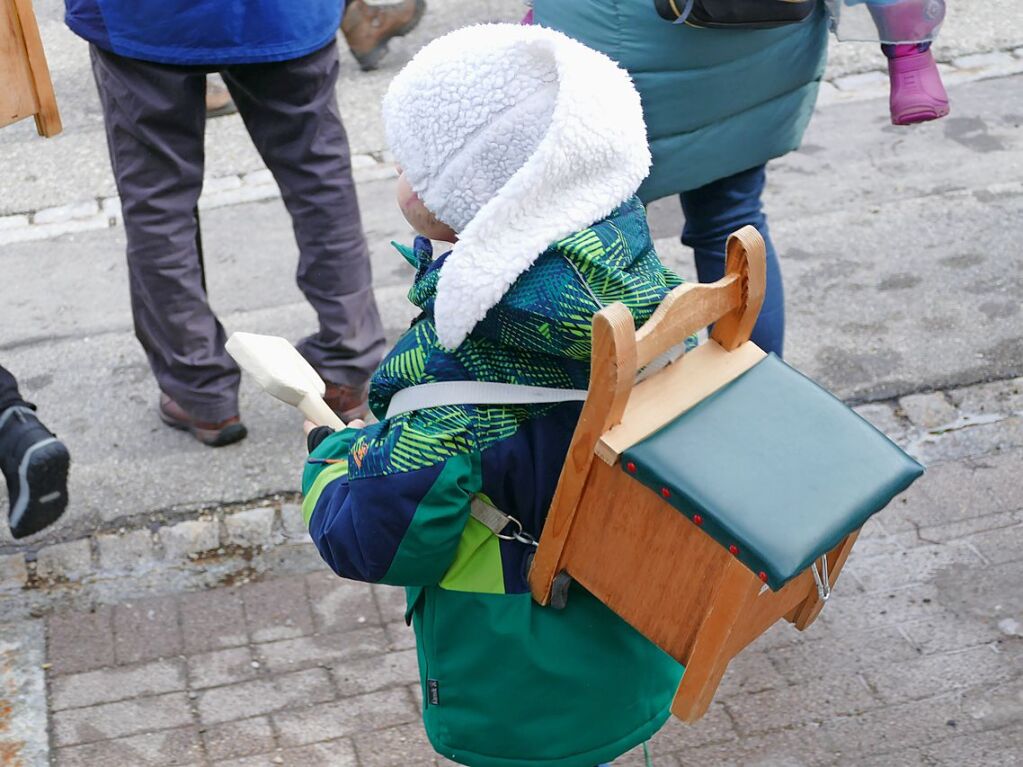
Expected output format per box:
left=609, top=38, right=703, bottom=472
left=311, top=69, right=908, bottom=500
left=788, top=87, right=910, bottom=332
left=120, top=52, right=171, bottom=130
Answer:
left=888, top=46, right=949, bottom=125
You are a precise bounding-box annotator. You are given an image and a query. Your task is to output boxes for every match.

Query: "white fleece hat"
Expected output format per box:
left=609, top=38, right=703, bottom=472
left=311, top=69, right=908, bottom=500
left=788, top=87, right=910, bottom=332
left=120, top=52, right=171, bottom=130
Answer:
left=383, top=23, right=651, bottom=349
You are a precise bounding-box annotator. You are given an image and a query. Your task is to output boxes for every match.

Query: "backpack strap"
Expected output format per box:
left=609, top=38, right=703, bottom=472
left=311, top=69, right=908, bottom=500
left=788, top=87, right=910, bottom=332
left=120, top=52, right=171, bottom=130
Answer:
left=384, top=381, right=588, bottom=420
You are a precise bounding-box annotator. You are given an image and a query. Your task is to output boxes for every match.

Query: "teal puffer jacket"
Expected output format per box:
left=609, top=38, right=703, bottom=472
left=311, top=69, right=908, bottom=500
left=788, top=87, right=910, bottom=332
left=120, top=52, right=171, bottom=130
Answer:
left=533, top=0, right=829, bottom=201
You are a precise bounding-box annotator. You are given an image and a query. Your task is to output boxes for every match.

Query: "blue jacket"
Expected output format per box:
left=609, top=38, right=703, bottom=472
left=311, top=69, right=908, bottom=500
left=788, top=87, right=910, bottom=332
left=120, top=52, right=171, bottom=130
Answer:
left=65, top=0, right=345, bottom=65
left=534, top=0, right=828, bottom=201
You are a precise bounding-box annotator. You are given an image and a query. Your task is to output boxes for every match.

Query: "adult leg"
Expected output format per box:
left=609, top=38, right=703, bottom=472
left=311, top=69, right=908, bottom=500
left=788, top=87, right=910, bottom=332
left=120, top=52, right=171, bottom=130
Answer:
left=0, top=364, right=30, bottom=413
left=222, top=43, right=386, bottom=393
left=679, top=165, right=785, bottom=357
left=90, top=46, right=243, bottom=425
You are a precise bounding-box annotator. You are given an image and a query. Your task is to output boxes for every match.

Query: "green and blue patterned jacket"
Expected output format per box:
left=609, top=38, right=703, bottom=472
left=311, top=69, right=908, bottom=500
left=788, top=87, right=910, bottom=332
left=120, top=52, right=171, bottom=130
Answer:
left=302, top=197, right=684, bottom=767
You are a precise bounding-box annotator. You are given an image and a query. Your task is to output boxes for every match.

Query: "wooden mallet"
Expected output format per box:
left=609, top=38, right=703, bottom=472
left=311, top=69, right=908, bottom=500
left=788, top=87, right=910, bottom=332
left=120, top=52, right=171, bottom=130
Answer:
left=225, top=332, right=345, bottom=429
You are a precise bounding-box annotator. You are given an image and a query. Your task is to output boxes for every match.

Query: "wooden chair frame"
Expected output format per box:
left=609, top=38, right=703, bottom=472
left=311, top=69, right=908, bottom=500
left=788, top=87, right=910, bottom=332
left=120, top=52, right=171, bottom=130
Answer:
left=2, top=0, right=62, bottom=136
left=528, top=225, right=858, bottom=722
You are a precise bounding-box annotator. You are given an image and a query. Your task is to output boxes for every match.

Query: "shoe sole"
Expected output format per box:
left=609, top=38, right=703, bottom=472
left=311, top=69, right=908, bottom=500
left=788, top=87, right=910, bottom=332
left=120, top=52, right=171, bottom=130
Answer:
left=352, top=0, right=427, bottom=71
left=893, top=103, right=950, bottom=125
left=9, top=438, right=70, bottom=539
left=159, top=408, right=248, bottom=448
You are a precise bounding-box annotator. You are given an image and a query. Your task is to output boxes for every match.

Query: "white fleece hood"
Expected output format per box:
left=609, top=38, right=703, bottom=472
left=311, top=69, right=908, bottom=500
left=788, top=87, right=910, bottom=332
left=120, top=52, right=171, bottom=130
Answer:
left=383, top=23, right=651, bottom=349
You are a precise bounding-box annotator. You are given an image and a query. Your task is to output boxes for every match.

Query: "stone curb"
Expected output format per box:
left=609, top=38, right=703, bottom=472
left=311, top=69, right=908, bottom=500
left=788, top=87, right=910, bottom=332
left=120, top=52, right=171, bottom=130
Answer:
left=1, top=376, right=1019, bottom=599
left=1, top=501, right=308, bottom=595
left=1, top=47, right=1022, bottom=246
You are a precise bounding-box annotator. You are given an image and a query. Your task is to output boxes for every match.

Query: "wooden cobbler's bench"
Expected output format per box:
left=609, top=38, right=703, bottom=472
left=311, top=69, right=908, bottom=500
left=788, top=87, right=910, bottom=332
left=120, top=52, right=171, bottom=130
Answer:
left=529, top=226, right=923, bottom=722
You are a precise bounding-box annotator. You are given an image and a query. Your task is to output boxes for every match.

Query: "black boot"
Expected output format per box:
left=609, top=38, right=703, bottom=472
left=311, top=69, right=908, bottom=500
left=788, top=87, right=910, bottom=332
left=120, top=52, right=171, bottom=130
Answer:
left=0, top=406, right=70, bottom=538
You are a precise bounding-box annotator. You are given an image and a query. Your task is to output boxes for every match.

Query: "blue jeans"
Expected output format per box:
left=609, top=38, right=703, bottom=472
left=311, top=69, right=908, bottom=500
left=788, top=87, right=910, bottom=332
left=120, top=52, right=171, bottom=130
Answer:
left=680, top=164, right=784, bottom=357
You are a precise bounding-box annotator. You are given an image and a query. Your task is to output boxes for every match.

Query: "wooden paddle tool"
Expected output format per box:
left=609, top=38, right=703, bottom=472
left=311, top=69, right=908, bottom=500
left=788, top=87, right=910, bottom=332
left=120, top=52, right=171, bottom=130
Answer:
left=225, top=332, right=345, bottom=430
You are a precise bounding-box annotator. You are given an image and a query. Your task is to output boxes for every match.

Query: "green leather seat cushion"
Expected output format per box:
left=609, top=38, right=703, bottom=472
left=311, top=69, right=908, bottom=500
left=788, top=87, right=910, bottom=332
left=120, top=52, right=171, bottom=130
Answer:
left=621, top=354, right=923, bottom=589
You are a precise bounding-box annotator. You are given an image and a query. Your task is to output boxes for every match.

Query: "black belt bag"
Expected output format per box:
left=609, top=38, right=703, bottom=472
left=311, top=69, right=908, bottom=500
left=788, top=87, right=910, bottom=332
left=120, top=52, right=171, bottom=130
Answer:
left=654, top=0, right=817, bottom=28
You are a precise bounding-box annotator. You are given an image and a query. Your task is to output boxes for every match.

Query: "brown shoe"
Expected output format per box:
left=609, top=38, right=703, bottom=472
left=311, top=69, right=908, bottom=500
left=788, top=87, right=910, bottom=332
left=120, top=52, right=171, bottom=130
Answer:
left=341, top=0, right=426, bottom=71
left=159, top=393, right=247, bottom=447
left=205, top=76, right=237, bottom=118
left=323, top=382, right=370, bottom=422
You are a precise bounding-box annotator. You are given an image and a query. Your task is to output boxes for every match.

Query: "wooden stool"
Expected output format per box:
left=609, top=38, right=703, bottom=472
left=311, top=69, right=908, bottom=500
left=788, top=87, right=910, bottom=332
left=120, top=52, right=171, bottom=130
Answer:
left=528, top=225, right=922, bottom=723
left=2, top=0, right=61, bottom=136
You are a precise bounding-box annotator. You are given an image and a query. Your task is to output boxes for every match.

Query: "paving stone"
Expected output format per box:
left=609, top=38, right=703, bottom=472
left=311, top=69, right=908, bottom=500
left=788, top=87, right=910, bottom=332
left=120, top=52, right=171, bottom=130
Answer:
left=332, top=648, right=418, bottom=696
left=644, top=703, right=736, bottom=754
left=912, top=417, right=1023, bottom=465
left=202, top=175, right=243, bottom=195
left=922, top=724, right=1023, bottom=766
left=352, top=722, right=435, bottom=767
left=961, top=521, right=1023, bottom=565
left=187, top=646, right=258, bottom=690
left=47, top=605, right=115, bottom=675
left=257, top=626, right=388, bottom=674
left=180, top=587, right=248, bottom=653
left=55, top=727, right=201, bottom=767
left=372, top=583, right=408, bottom=624
left=53, top=692, right=194, bottom=746
left=96, top=529, right=155, bottom=571
left=952, top=51, right=1018, bottom=71
left=853, top=402, right=906, bottom=439
left=0, top=213, right=29, bottom=230
left=113, top=595, right=182, bottom=664
left=843, top=542, right=984, bottom=594
left=768, top=624, right=919, bottom=685
left=197, top=668, right=334, bottom=725
left=33, top=200, right=100, bottom=225
left=273, top=688, right=418, bottom=747
left=52, top=658, right=186, bottom=711
left=816, top=693, right=987, bottom=758
left=100, top=196, right=122, bottom=223
left=224, top=507, right=275, bottom=548
left=667, top=722, right=832, bottom=767
left=948, top=377, right=1023, bottom=418
left=280, top=503, right=306, bottom=540
left=201, top=716, right=275, bottom=761
left=833, top=70, right=888, bottom=92
left=899, top=392, right=958, bottom=430
left=724, top=674, right=879, bottom=735
left=0, top=552, right=28, bottom=589
left=213, top=738, right=358, bottom=767
left=160, top=519, right=220, bottom=560
left=385, top=621, right=417, bottom=651
left=852, top=749, right=931, bottom=767
left=906, top=509, right=1022, bottom=546
left=884, top=457, right=1015, bottom=533
left=820, top=581, right=945, bottom=633
left=716, top=650, right=788, bottom=698
left=864, top=643, right=1016, bottom=704
left=241, top=576, right=314, bottom=642
left=35, top=539, right=93, bottom=581
left=241, top=169, right=274, bottom=186
left=307, top=570, right=380, bottom=634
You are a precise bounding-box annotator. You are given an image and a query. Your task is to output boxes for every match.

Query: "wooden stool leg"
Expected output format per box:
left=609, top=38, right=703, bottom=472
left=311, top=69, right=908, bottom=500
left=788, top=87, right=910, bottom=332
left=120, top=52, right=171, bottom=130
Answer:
left=670, top=560, right=758, bottom=722
left=788, top=531, right=859, bottom=631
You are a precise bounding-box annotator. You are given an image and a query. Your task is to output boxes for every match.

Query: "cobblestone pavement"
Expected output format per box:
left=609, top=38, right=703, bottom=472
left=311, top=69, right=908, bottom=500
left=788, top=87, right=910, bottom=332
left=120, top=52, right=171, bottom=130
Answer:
left=22, top=375, right=1023, bottom=767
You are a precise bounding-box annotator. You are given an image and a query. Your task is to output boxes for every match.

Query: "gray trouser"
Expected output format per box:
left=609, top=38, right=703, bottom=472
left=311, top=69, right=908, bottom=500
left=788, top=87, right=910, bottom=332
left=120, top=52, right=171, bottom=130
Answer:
left=90, top=42, right=386, bottom=422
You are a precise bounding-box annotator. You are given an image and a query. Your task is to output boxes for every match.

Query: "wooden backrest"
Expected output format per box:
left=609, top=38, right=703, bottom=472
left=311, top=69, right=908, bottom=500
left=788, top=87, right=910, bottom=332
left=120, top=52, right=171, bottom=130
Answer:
left=1, top=0, right=61, bottom=136
left=588, top=224, right=767, bottom=443
left=529, top=225, right=768, bottom=605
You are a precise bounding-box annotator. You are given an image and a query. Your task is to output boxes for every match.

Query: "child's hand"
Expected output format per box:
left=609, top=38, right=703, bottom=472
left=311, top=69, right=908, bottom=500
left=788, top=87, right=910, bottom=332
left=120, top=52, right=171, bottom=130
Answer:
left=304, top=419, right=366, bottom=453
left=303, top=419, right=365, bottom=434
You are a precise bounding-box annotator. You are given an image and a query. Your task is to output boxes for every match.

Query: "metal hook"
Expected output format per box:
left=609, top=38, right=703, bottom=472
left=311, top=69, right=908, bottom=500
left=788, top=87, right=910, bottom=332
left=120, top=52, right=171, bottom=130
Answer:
left=810, top=552, right=831, bottom=602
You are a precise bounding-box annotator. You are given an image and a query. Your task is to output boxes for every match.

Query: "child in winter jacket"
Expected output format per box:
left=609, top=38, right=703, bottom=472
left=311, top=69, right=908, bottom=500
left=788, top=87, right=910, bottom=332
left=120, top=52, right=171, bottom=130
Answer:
left=301, top=24, right=684, bottom=767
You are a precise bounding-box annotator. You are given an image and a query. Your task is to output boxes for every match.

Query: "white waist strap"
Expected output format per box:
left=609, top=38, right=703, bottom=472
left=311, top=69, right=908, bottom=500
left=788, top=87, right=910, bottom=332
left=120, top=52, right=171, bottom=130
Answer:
left=385, top=381, right=588, bottom=419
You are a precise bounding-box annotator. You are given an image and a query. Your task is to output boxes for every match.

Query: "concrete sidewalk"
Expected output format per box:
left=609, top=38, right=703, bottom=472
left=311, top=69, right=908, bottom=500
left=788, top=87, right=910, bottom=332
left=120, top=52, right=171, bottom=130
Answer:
left=27, top=375, right=1023, bottom=766
left=2, top=73, right=1021, bottom=547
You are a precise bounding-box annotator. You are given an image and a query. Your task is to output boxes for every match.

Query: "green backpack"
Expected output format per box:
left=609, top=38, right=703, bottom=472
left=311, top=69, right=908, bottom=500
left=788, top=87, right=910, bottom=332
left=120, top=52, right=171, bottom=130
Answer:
left=654, top=0, right=817, bottom=28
